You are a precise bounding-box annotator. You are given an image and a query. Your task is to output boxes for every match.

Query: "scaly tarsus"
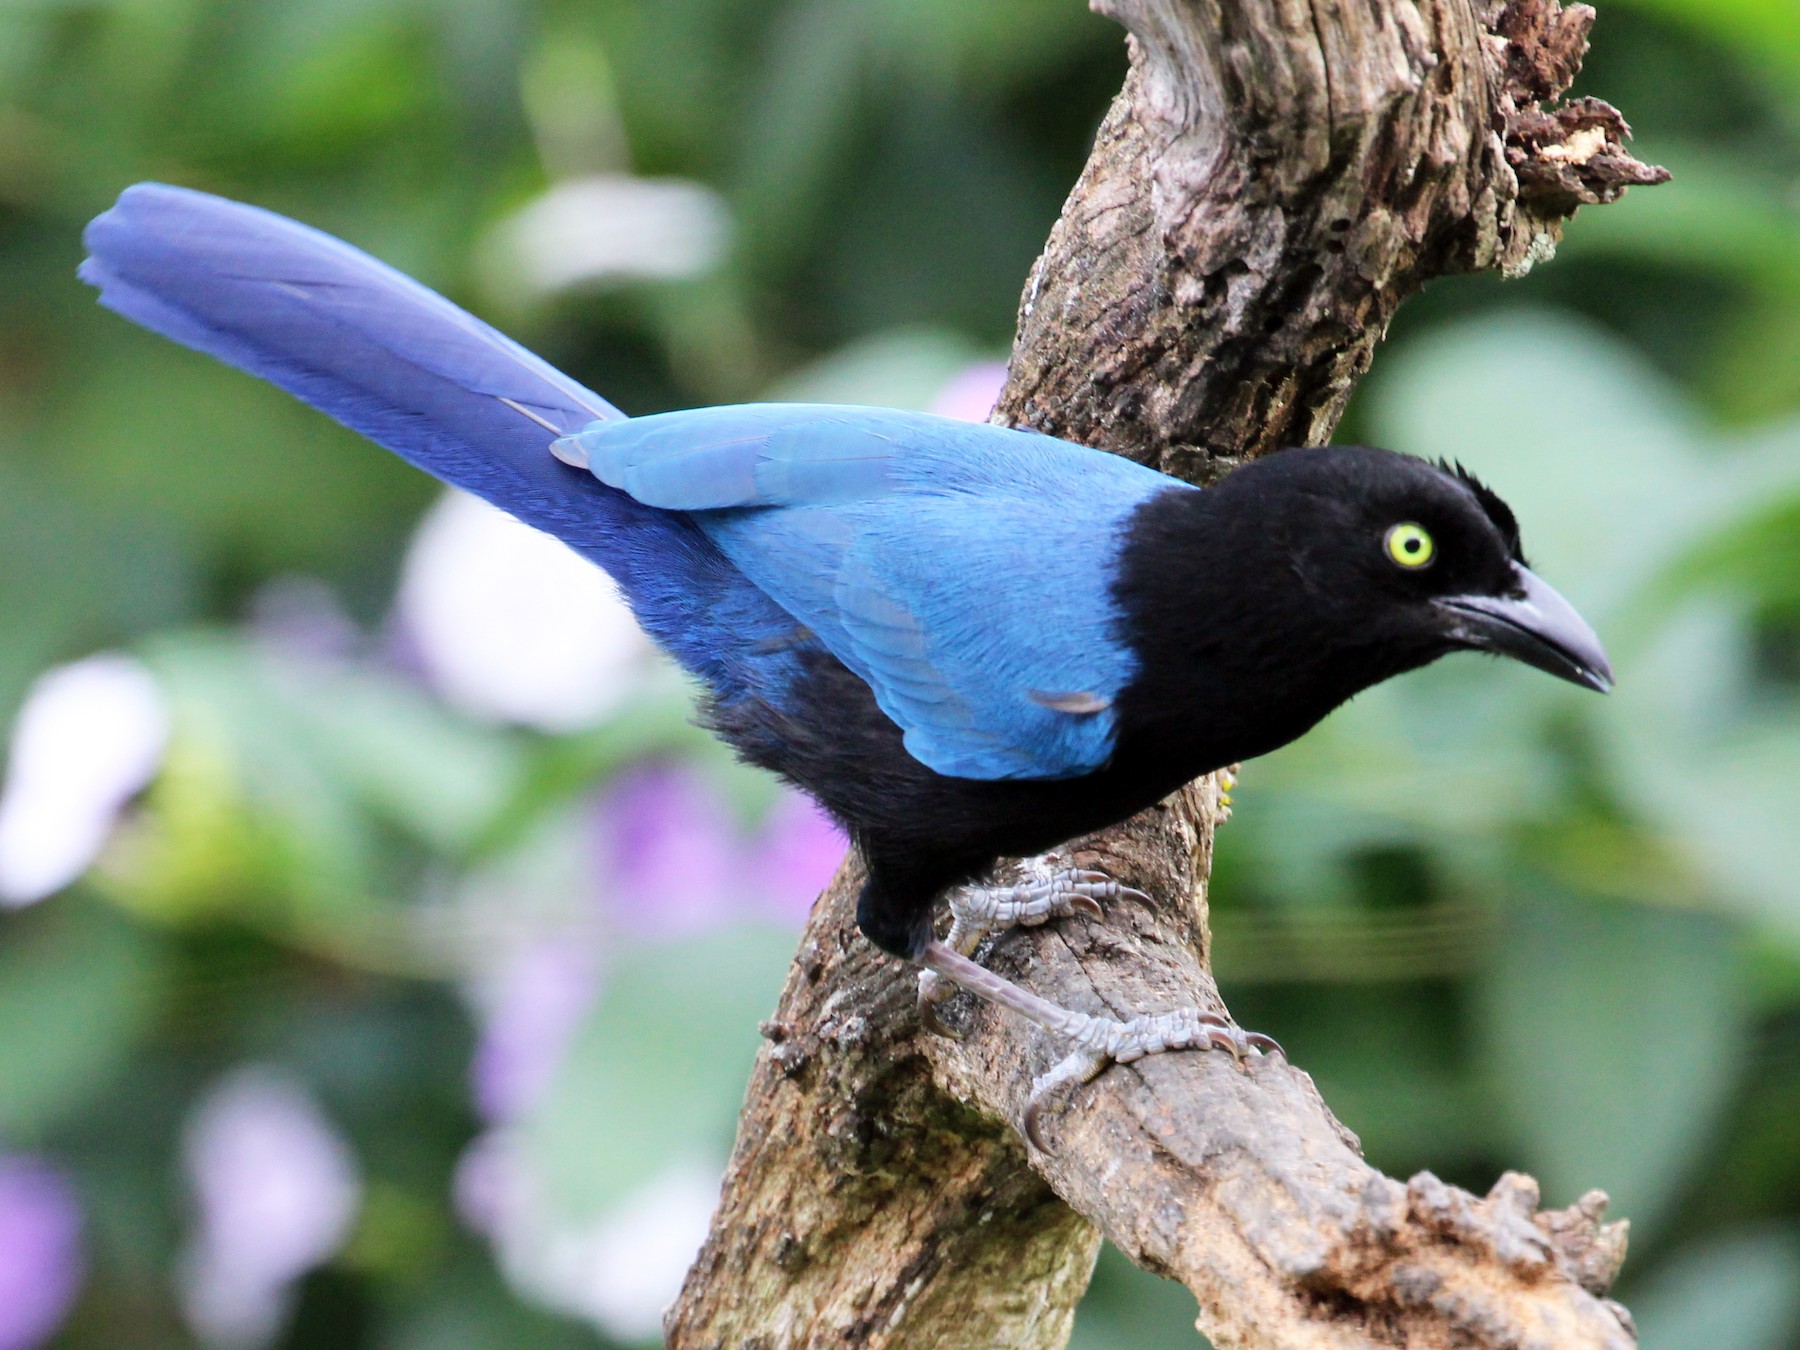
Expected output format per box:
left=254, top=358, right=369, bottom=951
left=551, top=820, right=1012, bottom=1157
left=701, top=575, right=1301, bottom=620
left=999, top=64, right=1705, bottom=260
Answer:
left=917, top=868, right=1151, bottom=1036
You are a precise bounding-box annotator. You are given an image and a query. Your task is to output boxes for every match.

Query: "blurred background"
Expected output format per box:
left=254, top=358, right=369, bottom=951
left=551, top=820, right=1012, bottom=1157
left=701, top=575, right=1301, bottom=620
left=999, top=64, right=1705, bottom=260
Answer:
left=0, top=0, right=1796, bottom=1346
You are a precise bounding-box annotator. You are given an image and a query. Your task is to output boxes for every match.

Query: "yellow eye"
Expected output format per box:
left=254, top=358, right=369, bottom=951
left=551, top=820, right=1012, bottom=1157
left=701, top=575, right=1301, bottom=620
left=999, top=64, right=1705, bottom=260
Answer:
left=1385, top=522, right=1435, bottom=569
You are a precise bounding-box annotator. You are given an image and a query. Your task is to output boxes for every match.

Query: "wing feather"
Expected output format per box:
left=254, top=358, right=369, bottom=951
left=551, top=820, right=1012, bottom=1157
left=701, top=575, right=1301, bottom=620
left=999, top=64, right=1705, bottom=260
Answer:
left=568, top=404, right=1186, bottom=779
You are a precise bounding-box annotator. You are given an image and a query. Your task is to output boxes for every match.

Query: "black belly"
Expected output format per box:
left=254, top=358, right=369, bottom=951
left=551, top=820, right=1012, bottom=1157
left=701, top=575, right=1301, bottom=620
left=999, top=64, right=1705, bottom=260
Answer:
left=703, top=654, right=1241, bottom=959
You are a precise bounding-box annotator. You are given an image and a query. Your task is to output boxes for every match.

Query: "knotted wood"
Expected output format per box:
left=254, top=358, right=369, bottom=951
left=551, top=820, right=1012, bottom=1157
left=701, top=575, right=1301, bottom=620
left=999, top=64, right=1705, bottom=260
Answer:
left=669, top=2, right=1662, bottom=1345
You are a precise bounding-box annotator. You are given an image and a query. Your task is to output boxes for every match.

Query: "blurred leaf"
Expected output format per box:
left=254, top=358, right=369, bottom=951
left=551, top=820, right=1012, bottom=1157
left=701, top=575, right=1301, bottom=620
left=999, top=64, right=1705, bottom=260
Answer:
left=1559, top=142, right=1800, bottom=421
left=764, top=327, right=989, bottom=408
left=1659, top=475, right=1800, bottom=613
left=0, top=460, right=197, bottom=724
left=247, top=14, right=432, bottom=153
left=735, top=0, right=867, bottom=262
left=1247, top=983, right=1489, bottom=1173
left=143, top=630, right=522, bottom=860
left=0, top=899, right=161, bottom=1140
left=1236, top=658, right=1564, bottom=902
left=141, top=634, right=376, bottom=908
left=884, top=0, right=1108, bottom=82
left=1562, top=141, right=1800, bottom=286
left=1479, top=897, right=1745, bottom=1239
left=1070, top=1243, right=1206, bottom=1350
left=1610, top=0, right=1800, bottom=98
left=467, top=686, right=711, bottom=864
left=1600, top=601, right=1800, bottom=941
left=1628, top=1225, right=1800, bottom=1350
left=382, top=1253, right=601, bottom=1350
left=273, top=661, right=522, bottom=857
left=46, top=328, right=427, bottom=595
left=520, top=924, right=794, bottom=1221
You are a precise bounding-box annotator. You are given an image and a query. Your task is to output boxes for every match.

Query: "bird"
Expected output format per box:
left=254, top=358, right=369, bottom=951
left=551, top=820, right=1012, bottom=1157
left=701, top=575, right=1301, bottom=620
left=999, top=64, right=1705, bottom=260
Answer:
left=81, top=183, right=1613, bottom=1142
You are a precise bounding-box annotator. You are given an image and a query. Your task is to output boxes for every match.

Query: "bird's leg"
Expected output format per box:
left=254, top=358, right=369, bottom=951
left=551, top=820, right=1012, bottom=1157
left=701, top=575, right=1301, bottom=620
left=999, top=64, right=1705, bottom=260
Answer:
left=916, top=940, right=1281, bottom=1150
left=916, top=868, right=1149, bottom=1035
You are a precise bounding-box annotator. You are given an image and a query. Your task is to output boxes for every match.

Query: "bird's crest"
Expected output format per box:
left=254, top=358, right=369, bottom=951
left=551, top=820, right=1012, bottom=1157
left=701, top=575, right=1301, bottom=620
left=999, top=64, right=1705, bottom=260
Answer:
left=1439, top=460, right=1525, bottom=564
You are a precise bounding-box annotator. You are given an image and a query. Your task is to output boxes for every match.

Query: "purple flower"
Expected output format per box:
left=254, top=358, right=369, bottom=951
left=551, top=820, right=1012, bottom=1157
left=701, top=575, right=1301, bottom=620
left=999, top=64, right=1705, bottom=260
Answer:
left=595, top=765, right=845, bottom=939
left=470, top=941, right=602, bottom=1123
left=596, top=764, right=742, bottom=940
left=929, top=361, right=1008, bottom=423
left=0, top=1157, right=83, bottom=1350
left=748, top=791, right=846, bottom=925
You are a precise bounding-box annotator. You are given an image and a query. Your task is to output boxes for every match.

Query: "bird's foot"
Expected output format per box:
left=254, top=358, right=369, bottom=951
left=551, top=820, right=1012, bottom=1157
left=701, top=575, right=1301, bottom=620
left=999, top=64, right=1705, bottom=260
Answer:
left=916, top=941, right=1281, bottom=1149
left=946, top=867, right=1149, bottom=937
left=918, top=868, right=1148, bottom=1037
left=1022, top=1008, right=1281, bottom=1150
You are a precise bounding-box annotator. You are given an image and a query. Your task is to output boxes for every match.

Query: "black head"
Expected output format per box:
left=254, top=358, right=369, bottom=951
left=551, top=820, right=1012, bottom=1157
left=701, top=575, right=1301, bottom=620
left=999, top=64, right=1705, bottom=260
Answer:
left=1198, top=444, right=1613, bottom=698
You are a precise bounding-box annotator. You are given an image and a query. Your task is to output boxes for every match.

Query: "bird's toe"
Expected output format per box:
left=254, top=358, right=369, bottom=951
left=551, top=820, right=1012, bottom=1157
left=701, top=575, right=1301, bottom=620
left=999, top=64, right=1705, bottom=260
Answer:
left=916, top=970, right=963, bottom=1040
left=1022, top=1006, right=1281, bottom=1149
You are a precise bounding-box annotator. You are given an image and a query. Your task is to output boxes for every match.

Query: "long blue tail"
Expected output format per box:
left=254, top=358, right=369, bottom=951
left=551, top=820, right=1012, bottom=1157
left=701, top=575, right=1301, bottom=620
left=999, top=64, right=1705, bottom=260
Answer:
left=80, top=183, right=797, bottom=702
left=80, top=182, right=633, bottom=529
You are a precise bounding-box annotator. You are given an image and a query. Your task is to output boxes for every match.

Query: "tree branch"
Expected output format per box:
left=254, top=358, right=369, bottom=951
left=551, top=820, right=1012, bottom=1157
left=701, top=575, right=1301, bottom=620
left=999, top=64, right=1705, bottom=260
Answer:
left=669, top=2, right=1661, bottom=1346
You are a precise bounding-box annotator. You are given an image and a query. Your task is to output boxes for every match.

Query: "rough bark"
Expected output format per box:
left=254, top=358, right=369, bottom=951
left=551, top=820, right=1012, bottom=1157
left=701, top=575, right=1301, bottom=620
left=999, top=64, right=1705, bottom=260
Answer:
left=669, top=1, right=1663, bottom=1346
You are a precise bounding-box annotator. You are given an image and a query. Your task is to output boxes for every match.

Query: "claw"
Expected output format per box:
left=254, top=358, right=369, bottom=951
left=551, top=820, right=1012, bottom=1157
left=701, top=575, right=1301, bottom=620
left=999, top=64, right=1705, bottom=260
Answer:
left=1067, top=870, right=1150, bottom=907
left=920, top=997, right=960, bottom=1040
left=916, top=972, right=963, bottom=1040
left=1206, top=1025, right=1248, bottom=1065
left=945, top=866, right=1145, bottom=944
left=916, top=942, right=1282, bottom=1153
left=1023, top=1096, right=1049, bottom=1152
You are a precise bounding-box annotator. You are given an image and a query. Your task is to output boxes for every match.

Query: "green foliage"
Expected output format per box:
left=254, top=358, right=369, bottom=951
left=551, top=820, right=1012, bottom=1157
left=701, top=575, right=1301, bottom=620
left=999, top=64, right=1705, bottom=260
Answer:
left=520, top=926, right=795, bottom=1220
left=1479, top=899, right=1744, bottom=1241
left=0, top=901, right=163, bottom=1141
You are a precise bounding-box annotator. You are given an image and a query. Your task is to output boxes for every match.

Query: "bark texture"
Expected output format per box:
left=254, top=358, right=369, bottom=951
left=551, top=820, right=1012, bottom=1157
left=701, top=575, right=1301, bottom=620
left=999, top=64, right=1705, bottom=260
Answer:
left=669, top=2, right=1663, bottom=1346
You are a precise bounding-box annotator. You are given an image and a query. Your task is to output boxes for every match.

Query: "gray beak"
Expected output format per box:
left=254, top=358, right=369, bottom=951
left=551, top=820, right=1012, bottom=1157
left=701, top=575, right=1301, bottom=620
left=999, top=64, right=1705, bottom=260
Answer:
left=1435, top=563, right=1614, bottom=693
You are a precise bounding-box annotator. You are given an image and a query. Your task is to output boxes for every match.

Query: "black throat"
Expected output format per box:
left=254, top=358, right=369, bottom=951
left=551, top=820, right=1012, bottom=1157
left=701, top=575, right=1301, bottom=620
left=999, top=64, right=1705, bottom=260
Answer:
left=1109, top=485, right=1441, bottom=774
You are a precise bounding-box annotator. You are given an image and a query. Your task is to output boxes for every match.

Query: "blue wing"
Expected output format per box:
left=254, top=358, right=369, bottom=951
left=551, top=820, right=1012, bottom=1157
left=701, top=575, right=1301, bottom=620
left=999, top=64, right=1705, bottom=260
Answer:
left=558, top=406, right=1187, bottom=779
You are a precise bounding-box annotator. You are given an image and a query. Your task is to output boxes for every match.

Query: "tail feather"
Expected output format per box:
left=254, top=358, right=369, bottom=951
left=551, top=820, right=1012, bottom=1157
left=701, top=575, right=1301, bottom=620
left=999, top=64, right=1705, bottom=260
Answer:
left=80, top=182, right=630, bottom=542
left=80, top=183, right=801, bottom=702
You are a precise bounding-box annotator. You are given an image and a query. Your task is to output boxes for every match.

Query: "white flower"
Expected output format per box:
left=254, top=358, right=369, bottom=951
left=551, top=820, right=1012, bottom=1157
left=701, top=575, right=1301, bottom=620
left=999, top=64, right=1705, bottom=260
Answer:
left=489, top=174, right=730, bottom=297
left=396, top=490, right=660, bottom=732
left=0, top=654, right=168, bottom=907
left=457, top=1140, right=719, bottom=1344
left=570, top=1162, right=720, bottom=1339
left=177, top=1068, right=362, bottom=1350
